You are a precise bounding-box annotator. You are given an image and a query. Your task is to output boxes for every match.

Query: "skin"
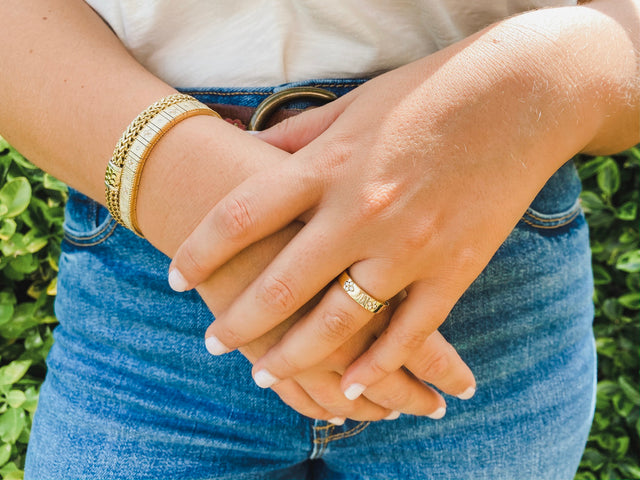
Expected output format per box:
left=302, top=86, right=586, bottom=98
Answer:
left=170, top=0, right=640, bottom=400
left=0, top=0, right=477, bottom=423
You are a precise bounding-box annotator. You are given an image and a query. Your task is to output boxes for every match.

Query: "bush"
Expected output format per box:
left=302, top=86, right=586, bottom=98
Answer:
left=575, top=148, right=640, bottom=480
left=0, top=137, right=638, bottom=480
left=0, top=137, right=66, bottom=480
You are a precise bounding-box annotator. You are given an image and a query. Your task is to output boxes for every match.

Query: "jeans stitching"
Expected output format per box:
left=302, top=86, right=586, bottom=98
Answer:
left=63, top=219, right=118, bottom=246
left=312, top=421, right=371, bottom=444
left=522, top=208, right=581, bottom=229
left=181, top=83, right=364, bottom=97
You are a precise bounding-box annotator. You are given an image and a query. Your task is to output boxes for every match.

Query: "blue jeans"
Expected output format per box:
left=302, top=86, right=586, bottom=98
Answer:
left=25, top=80, right=596, bottom=480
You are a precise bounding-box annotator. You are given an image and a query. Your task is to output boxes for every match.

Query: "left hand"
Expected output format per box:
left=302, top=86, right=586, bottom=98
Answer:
left=170, top=11, right=611, bottom=399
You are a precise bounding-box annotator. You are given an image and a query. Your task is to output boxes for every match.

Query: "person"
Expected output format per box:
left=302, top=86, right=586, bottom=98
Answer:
left=0, top=1, right=638, bottom=479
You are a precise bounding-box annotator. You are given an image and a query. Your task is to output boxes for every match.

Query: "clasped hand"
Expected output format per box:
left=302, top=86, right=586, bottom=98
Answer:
left=171, top=43, right=564, bottom=420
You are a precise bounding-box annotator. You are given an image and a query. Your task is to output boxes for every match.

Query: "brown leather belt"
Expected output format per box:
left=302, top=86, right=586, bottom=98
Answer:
left=200, top=86, right=337, bottom=131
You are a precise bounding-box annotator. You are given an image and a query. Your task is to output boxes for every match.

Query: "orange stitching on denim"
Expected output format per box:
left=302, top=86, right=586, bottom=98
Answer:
left=521, top=209, right=580, bottom=229
left=63, top=220, right=118, bottom=247
left=63, top=214, right=115, bottom=242
left=524, top=204, right=580, bottom=223
left=325, top=421, right=370, bottom=442
left=313, top=424, right=336, bottom=431
left=312, top=421, right=371, bottom=444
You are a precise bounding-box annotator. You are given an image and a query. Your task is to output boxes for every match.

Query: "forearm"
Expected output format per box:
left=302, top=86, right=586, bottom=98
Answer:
left=491, top=0, right=639, bottom=156
left=0, top=0, right=293, bottom=305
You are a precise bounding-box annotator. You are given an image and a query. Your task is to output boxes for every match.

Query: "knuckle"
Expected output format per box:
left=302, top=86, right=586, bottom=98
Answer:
left=357, top=182, right=400, bottom=219
left=213, top=322, right=247, bottom=349
left=316, top=307, right=359, bottom=343
left=216, top=195, right=255, bottom=242
left=376, top=387, right=411, bottom=409
left=272, top=381, right=327, bottom=419
left=257, top=274, right=298, bottom=314
left=415, top=347, right=453, bottom=381
left=276, top=350, right=305, bottom=376
left=400, top=219, right=435, bottom=252
left=178, top=240, right=209, bottom=279
left=389, top=328, right=430, bottom=353
left=365, top=357, right=396, bottom=378
left=304, top=384, right=342, bottom=408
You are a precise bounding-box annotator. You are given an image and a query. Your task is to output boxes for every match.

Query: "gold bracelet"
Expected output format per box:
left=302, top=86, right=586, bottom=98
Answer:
left=104, top=94, right=220, bottom=237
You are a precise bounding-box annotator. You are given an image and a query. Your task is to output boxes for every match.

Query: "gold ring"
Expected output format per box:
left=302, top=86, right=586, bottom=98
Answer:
left=337, top=271, right=388, bottom=313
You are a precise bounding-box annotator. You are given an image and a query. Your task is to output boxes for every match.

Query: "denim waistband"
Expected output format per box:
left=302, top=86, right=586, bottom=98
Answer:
left=178, top=78, right=367, bottom=108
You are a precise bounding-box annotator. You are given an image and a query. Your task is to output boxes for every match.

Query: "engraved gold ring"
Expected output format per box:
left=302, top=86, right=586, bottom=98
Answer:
left=337, top=271, right=388, bottom=314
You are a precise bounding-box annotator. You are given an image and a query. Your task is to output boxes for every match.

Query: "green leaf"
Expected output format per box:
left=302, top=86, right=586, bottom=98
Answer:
left=618, top=292, right=639, bottom=310
left=42, top=173, right=67, bottom=193
left=580, top=448, right=607, bottom=471
left=619, top=229, right=638, bottom=244
left=592, top=264, right=612, bottom=285
left=626, top=273, right=640, bottom=292
left=616, top=250, right=640, bottom=272
left=619, top=462, right=640, bottom=480
left=0, top=444, right=10, bottom=468
left=597, top=158, right=621, bottom=196
left=21, top=387, right=38, bottom=414
left=3, top=469, right=23, bottom=480
left=601, top=298, right=622, bottom=321
left=0, top=178, right=31, bottom=219
left=0, top=361, right=31, bottom=386
left=580, top=191, right=606, bottom=213
left=0, top=408, right=25, bottom=443
left=0, top=220, right=16, bottom=241
left=4, top=392, right=25, bottom=409
left=578, top=156, right=607, bottom=180
left=8, top=254, right=38, bottom=275
left=619, top=376, right=640, bottom=405
left=615, top=201, right=637, bottom=221
left=595, top=339, right=618, bottom=359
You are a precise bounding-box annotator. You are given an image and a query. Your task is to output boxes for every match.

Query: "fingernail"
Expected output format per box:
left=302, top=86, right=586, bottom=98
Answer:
left=328, top=417, right=345, bottom=426
left=428, top=407, right=446, bottom=420
left=457, top=387, right=476, bottom=400
left=383, top=410, right=401, bottom=421
left=205, top=335, right=231, bottom=356
left=246, top=130, right=260, bottom=135
left=343, top=383, right=366, bottom=401
left=168, top=269, right=189, bottom=292
left=253, top=369, right=279, bottom=389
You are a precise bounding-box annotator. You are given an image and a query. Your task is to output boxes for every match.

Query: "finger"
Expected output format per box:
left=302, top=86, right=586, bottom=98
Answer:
left=269, top=378, right=341, bottom=424
left=168, top=159, right=320, bottom=292
left=404, top=330, right=476, bottom=400
left=363, top=369, right=447, bottom=419
left=249, top=266, right=402, bottom=388
left=339, top=281, right=456, bottom=400
left=256, top=97, right=346, bottom=153
left=295, top=370, right=391, bottom=422
left=202, top=217, right=358, bottom=355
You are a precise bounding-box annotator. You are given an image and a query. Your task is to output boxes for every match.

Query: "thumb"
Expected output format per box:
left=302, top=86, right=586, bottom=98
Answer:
left=256, top=99, right=345, bottom=153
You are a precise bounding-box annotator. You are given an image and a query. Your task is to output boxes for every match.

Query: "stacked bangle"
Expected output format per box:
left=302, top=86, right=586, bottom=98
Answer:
left=105, top=93, right=220, bottom=237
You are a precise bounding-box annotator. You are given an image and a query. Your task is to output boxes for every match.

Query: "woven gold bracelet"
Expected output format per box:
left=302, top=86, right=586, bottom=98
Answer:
left=104, top=94, right=220, bottom=237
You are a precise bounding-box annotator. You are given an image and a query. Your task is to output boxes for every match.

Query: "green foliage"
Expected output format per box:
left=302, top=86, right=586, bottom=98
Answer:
left=0, top=137, right=65, bottom=479
left=575, top=147, right=640, bottom=480
left=0, top=136, right=638, bottom=479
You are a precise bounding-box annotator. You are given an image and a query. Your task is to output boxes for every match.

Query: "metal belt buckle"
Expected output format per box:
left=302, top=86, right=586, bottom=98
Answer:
left=247, top=86, right=337, bottom=131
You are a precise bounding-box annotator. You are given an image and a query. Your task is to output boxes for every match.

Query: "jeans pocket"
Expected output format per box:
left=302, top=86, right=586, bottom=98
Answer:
left=520, top=159, right=584, bottom=234
left=62, top=188, right=117, bottom=247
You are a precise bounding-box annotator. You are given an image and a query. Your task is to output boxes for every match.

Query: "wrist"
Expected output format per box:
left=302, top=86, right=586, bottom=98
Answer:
left=134, top=114, right=288, bottom=255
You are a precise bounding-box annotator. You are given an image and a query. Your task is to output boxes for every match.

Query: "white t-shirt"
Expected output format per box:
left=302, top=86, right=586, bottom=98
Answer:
left=86, top=0, right=576, bottom=87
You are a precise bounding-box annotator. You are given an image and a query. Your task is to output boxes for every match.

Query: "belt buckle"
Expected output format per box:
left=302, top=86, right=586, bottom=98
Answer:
left=248, top=86, right=337, bottom=131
